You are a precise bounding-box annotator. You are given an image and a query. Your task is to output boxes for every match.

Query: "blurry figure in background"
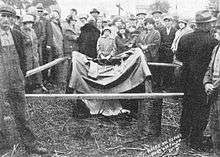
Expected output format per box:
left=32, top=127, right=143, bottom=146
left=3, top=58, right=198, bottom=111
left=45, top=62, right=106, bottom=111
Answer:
left=21, top=14, right=46, bottom=94
left=101, top=18, right=108, bottom=30
left=13, top=10, right=21, bottom=31
left=33, top=3, right=47, bottom=84
left=115, top=25, right=133, bottom=55
left=96, top=17, right=103, bottom=30
left=63, top=15, right=79, bottom=57
left=97, top=27, right=116, bottom=59
left=136, top=17, right=162, bottom=137
left=110, top=16, right=123, bottom=38
left=203, top=15, right=220, bottom=157
left=77, top=16, right=100, bottom=58
left=90, top=8, right=100, bottom=27
left=43, top=10, right=50, bottom=20
left=136, top=12, right=146, bottom=33
left=158, top=16, right=177, bottom=91
left=129, top=14, right=137, bottom=28
left=136, top=17, right=161, bottom=62
left=45, top=10, right=67, bottom=93
left=152, top=10, right=164, bottom=31
left=78, top=14, right=87, bottom=28
left=177, top=10, right=218, bottom=152
left=171, top=19, right=193, bottom=92
left=70, top=8, right=77, bottom=19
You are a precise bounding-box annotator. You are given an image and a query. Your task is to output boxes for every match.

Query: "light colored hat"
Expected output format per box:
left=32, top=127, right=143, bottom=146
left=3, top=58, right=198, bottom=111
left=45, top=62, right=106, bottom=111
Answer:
left=22, top=14, right=35, bottom=23
left=36, top=3, right=44, bottom=12
left=193, top=10, right=216, bottom=23
left=0, top=4, right=16, bottom=16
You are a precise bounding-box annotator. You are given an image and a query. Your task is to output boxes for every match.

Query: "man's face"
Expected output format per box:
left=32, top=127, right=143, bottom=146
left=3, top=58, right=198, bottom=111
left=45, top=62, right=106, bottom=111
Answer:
left=153, top=13, right=162, bottom=20
left=80, top=18, right=87, bottom=24
left=37, top=11, right=43, bottom=17
left=0, top=13, right=13, bottom=30
left=178, top=22, right=186, bottom=29
left=215, top=29, right=220, bottom=41
left=164, top=20, right=172, bottom=28
left=91, top=12, right=98, bottom=18
left=115, top=21, right=122, bottom=27
left=145, top=23, right=154, bottom=30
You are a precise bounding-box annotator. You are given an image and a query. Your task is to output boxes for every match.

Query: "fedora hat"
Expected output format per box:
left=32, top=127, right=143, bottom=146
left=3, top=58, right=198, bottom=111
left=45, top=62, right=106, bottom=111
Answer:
left=136, top=12, right=146, bottom=17
left=215, top=15, right=220, bottom=29
left=90, top=8, right=100, bottom=14
left=0, top=4, right=16, bottom=16
left=22, top=14, right=35, bottom=23
left=193, top=10, right=216, bottom=23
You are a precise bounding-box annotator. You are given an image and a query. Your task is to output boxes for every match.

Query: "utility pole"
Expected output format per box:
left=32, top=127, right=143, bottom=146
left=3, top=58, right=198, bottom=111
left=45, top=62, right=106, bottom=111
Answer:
left=116, top=3, right=124, bottom=16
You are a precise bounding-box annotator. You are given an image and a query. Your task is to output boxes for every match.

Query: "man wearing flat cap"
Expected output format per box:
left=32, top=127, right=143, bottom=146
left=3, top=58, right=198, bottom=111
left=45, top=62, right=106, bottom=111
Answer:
left=0, top=4, right=49, bottom=155
left=176, top=10, right=218, bottom=152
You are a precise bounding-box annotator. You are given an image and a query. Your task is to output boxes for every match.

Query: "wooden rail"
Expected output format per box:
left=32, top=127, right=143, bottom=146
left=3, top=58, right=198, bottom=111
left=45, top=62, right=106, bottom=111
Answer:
left=25, top=57, right=180, bottom=78
left=25, top=57, right=68, bottom=77
left=25, top=93, right=184, bottom=100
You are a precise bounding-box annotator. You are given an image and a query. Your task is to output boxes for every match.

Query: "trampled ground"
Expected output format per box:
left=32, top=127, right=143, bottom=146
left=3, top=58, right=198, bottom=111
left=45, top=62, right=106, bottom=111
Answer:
left=0, top=97, right=214, bottom=157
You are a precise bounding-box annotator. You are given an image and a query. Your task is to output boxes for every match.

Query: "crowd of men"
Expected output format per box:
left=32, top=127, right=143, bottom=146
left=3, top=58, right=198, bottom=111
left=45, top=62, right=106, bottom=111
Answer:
left=0, top=2, right=220, bottom=156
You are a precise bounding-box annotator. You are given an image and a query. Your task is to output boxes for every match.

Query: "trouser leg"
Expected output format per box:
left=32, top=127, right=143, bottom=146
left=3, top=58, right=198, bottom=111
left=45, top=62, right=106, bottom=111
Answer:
left=180, top=94, right=193, bottom=139
left=6, top=89, right=35, bottom=146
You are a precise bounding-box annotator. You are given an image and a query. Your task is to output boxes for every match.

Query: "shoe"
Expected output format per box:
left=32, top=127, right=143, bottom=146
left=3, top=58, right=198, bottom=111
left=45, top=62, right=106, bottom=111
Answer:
left=25, top=144, right=49, bottom=155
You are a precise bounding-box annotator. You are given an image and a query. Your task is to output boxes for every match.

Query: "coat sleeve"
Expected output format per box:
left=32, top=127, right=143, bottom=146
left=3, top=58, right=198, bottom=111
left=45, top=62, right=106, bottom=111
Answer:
left=45, top=21, right=54, bottom=47
left=203, top=46, right=218, bottom=85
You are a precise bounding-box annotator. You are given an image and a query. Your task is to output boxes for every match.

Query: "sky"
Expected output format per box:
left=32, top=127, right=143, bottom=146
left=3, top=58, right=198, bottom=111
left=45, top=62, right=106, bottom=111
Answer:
left=57, top=0, right=209, bottom=19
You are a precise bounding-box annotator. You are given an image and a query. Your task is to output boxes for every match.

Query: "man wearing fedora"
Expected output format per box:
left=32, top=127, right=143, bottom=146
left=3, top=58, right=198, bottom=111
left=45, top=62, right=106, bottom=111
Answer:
left=0, top=4, right=49, bottom=155
left=176, top=10, right=218, bottom=151
left=90, top=8, right=100, bottom=28
left=203, top=14, right=220, bottom=156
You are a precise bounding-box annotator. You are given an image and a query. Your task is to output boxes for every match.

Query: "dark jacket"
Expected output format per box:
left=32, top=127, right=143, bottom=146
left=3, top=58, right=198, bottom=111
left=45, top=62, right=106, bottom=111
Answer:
left=63, top=24, right=79, bottom=56
left=11, top=29, right=27, bottom=75
left=115, top=30, right=133, bottom=55
left=176, top=28, right=218, bottom=92
left=136, top=29, right=161, bottom=62
left=77, top=23, right=100, bottom=58
left=159, top=27, right=177, bottom=62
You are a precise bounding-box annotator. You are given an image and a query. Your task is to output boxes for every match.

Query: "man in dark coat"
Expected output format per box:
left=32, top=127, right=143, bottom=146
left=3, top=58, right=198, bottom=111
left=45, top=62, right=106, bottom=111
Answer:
left=0, top=4, right=49, bottom=155
left=158, top=16, right=177, bottom=90
left=77, top=16, right=100, bottom=58
left=176, top=10, right=218, bottom=151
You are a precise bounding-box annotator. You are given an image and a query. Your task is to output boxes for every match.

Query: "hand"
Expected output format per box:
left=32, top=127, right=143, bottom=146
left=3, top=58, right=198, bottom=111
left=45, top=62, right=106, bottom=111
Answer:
left=205, top=83, right=214, bottom=94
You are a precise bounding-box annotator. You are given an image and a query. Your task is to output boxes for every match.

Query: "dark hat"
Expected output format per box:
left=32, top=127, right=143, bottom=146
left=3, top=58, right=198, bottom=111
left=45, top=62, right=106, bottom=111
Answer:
left=90, top=8, right=100, bottom=14
left=129, top=14, right=136, bottom=20
left=193, top=10, right=216, bottom=23
left=215, top=15, right=220, bottom=29
left=0, top=4, right=16, bottom=16
left=152, top=10, right=163, bottom=15
left=136, top=12, right=146, bottom=16
left=144, top=17, right=155, bottom=25
left=163, top=16, right=173, bottom=21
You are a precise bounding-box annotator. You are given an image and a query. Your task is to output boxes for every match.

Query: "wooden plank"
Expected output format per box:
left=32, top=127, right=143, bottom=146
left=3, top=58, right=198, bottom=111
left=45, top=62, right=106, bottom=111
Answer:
left=148, top=62, right=180, bottom=67
left=25, top=93, right=184, bottom=100
left=25, top=57, right=68, bottom=77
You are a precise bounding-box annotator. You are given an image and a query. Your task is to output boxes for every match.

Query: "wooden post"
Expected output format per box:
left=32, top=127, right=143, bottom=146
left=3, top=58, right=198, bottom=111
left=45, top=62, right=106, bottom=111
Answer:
left=116, top=3, right=124, bottom=16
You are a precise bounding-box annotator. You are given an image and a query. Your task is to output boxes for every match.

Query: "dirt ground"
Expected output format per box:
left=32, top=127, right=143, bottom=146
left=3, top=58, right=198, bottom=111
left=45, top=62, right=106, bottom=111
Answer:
left=0, top=96, right=214, bottom=157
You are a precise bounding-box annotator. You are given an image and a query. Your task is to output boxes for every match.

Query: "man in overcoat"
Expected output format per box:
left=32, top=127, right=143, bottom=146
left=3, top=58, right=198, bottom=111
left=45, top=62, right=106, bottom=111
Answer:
left=203, top=14, right=220, bottom=156
left=176, top=10, right=218, bottom=151
left=0, top=4, right=49, bottom=155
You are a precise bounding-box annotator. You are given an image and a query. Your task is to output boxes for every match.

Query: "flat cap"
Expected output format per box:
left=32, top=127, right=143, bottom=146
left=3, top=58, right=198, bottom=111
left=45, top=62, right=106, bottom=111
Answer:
left=0, top=4, right=16, bottom=16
